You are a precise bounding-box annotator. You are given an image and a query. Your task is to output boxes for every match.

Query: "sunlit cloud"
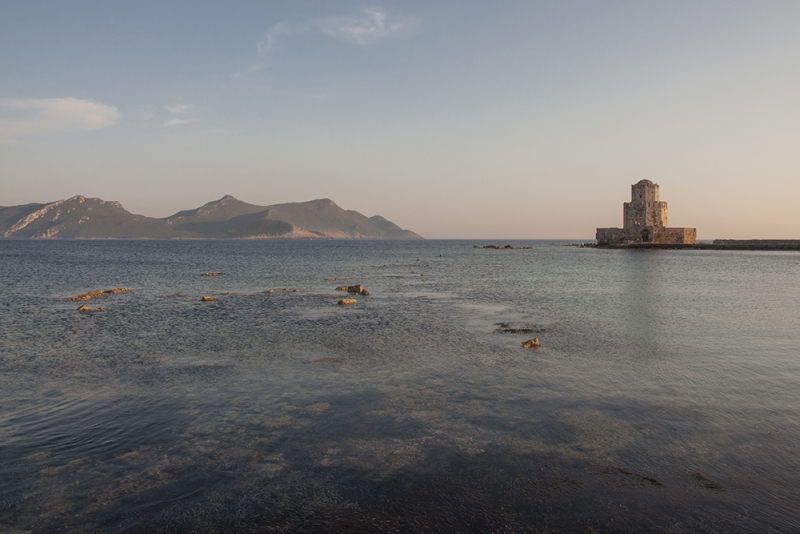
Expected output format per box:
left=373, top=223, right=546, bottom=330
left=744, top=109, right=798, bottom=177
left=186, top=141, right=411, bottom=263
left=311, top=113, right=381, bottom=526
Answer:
left=0, top=97, right=120, bottom=140
left=259, top=6, right=417, bottom=55
left=166, top=104, right=193, bottom=114
left=163, top=118, right=191, bottom=127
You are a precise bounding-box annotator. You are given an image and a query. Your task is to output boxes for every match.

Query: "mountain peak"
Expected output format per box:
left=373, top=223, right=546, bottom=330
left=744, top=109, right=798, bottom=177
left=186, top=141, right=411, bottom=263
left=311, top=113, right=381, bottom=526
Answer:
left=1, top=195, right=422, bottom=239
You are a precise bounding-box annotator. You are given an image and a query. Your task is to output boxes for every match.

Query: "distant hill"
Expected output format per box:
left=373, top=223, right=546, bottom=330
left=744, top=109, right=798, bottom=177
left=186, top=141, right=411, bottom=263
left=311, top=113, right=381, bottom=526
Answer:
left=0, top=195, right=422, bottom=239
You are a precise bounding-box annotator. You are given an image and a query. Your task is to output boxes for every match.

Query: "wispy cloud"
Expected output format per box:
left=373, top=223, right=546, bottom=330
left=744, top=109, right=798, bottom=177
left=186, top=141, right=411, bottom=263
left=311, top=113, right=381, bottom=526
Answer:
left=0, top=97, right=120, bottom=140
left=316, top=7, right=412, bottom=45
left=165, top=103, right=193, bottom=114
left=234, top=63, right=267, bottom=78
left=259, top=6, right=417, bottom=54
left=163, top=118, right=191, bottom=127
left=162, top=103, right=196, bottom=126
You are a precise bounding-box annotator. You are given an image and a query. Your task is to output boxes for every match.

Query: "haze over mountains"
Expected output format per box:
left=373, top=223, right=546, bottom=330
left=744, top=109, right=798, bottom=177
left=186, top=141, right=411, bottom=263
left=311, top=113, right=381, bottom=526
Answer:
left=0, top=196, right=422, bottom=239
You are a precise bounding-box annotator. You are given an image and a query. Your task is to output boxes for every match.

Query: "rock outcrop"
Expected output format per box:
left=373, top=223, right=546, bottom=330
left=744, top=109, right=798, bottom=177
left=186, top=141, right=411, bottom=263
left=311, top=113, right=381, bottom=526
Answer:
left=522, top=338, right=541, bottom=349
left=335, top=285, right=370, bottom=296
left=69, top=288, right=132, bottom=301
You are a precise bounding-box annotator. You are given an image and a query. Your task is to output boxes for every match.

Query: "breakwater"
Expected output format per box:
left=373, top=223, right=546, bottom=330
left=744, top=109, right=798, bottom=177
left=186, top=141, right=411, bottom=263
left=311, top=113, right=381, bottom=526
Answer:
left=597, top=239, right=800, bottom=250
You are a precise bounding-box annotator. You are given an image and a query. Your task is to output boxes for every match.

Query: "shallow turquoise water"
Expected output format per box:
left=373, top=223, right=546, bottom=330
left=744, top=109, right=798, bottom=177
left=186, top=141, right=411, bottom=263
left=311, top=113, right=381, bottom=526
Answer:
left=1, top=239, right=798, bottom=532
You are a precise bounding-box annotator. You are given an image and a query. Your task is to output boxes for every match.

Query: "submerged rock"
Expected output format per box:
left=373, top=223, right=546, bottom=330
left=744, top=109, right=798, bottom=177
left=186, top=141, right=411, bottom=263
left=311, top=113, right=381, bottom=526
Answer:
left=335, top=285, right=370, bottom=296
left=338, top=298, right=357, bottom=305
left=202, top=272, right=224, bottom=276
left=201, top=296, right=218, bottom=302
left=77, top=304, right=103, bottom=312
left=70, top=290, right=104, bottom=301
left=522, top=338, right=541, bottom=349
left=104, top=287, right=132, bottom=294
left=69, top=287, right=132, bottom=301
left=474, top=245, right=533, bottom=250
left=495, top=323, right=545, bottom=334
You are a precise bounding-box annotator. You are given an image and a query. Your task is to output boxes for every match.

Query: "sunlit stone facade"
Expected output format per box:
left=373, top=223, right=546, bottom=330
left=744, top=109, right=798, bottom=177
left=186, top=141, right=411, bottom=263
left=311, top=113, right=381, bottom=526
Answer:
left=596, top=180, right=696, bottom=245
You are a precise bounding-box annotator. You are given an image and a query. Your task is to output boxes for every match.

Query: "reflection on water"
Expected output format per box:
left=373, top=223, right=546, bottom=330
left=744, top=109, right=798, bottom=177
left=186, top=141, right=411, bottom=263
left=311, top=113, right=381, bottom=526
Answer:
left=1, top=240, right=799, bottom=532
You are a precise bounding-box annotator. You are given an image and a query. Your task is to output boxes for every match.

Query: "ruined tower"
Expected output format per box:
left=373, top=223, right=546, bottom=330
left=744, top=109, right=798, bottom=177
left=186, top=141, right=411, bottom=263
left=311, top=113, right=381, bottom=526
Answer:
left=624, top=180, right=667, bottom=229
left=596, top=180, right=696, bottom=245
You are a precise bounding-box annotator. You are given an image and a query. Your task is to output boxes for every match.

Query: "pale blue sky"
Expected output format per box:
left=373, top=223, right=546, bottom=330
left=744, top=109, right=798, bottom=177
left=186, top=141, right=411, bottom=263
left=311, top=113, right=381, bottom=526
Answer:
left=2, top=1, right=799, bottom=238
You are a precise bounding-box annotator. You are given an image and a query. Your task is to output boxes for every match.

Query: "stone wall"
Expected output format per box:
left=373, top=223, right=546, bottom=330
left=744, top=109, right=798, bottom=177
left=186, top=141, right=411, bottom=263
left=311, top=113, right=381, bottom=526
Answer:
left=654, top=227, right=696, bottom=244
left=596, top=227, right=633, bottom=245
left=624, top=200, right=668, bottom=228
left=596, top=226, right=696, bottom=246
left=712, top=239, right=800, bottom=246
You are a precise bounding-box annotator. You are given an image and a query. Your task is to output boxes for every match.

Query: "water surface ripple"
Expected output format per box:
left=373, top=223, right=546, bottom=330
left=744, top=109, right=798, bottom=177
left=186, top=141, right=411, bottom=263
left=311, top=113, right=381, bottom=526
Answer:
left=1, top=239, right=798, bottom=532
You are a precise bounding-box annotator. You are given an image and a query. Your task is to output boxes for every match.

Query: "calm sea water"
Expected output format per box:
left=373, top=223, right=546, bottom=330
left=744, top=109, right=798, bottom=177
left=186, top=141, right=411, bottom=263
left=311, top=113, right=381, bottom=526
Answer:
left=1, top=239, right=798, bottom=533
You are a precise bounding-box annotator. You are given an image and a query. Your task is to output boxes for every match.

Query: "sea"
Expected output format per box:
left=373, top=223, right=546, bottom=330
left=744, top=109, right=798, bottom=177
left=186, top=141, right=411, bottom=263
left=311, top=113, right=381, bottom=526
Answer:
left=0, top=239, right=798, bottom=533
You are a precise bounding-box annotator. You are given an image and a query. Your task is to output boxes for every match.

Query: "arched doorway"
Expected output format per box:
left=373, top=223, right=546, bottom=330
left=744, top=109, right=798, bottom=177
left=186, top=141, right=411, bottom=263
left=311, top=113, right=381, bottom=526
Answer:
left=641, top=228, right=651, bottom=242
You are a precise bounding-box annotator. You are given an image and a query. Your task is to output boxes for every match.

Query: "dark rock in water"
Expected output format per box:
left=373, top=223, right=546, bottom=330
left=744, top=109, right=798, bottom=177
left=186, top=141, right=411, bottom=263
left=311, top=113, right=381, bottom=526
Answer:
left=475, top=245, right=533, bottom=250
left=522, top=338, right=540, bottom=349
left=335, top=285, right=369, bottom=296
left=201, top=296, right=218, bottom=302
left=202, top=272, right=224, bottom=277
left=104, top=287, right=132, bottom=294
left=338, top=298, right=357, bottom=305
left=494, top=323, right=545, bottom=334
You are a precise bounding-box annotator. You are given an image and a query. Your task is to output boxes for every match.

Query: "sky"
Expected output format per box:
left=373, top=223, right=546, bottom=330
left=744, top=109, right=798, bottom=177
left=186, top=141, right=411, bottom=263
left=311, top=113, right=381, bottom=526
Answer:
left=1, top=1, right=799, bottom=239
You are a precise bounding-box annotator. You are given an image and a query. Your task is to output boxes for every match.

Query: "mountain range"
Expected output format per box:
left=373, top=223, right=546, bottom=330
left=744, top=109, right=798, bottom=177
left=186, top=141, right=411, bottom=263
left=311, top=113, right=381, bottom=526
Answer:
left=0, top=195, right=422, bottom=239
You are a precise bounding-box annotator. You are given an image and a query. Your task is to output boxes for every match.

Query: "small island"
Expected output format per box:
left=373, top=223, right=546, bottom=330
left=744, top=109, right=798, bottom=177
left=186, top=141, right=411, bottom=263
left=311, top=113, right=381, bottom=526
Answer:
left=596, top=181, right=799, bottom=250
left=596, top=180, right=695, bottom=246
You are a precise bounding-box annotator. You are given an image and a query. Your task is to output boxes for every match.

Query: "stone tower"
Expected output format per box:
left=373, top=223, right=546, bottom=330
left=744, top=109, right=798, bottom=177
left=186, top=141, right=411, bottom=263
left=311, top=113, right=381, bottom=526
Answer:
left=596, top=180, right=696, bottom=245
left=623, top=180, right=668, bottom=229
